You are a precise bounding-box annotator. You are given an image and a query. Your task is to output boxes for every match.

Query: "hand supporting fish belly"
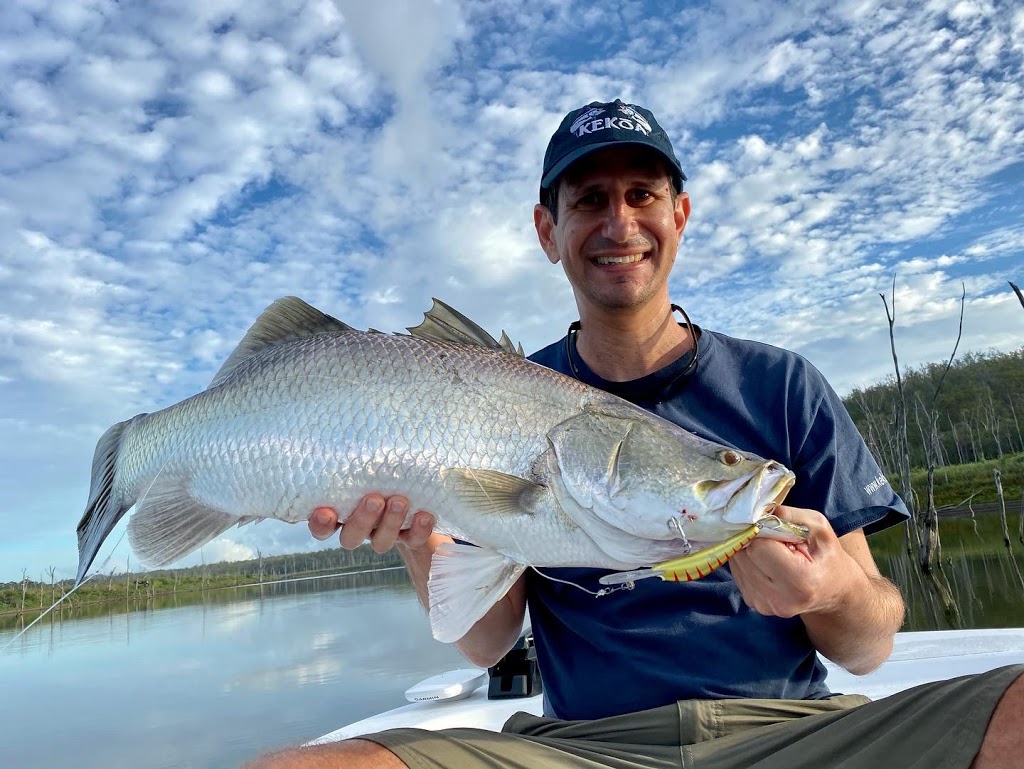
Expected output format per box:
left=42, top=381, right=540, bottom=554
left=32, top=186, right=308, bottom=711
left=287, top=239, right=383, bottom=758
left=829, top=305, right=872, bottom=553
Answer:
left=75, top=296, right=796, bottom=644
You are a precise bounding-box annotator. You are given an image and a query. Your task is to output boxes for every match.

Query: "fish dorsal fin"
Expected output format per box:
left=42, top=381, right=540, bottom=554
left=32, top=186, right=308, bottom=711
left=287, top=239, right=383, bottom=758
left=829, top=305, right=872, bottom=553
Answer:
left=407, top=299, right=524, bottom=357
left=209, top=297, right=356, bottom=388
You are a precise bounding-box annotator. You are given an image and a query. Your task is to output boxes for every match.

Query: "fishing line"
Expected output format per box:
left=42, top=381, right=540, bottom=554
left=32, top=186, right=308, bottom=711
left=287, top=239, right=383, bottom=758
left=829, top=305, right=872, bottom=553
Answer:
left=1, top=572, right=94, bottom=650
left=1, top=526, right=138, bottom=649
left=9, top=433, right=203, bottom=649
left=457, top=469, right=631, bottom=598
left=528, top=565, right=634, bottom=597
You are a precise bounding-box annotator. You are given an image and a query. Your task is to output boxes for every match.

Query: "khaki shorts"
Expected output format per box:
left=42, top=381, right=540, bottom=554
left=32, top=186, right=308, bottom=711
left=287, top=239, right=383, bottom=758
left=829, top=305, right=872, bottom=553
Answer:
left=364, top=665, right=1023, bottom=769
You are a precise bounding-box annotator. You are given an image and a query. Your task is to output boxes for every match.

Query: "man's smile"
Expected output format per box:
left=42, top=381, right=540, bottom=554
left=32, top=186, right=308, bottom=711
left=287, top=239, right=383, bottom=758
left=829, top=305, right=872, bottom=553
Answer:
left=594, top=253, right=647, bottom=265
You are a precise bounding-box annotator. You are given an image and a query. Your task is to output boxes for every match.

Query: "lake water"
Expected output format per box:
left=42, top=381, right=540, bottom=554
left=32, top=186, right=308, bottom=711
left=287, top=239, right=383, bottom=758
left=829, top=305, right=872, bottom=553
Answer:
left=0, top=568, right=464, bottom=769
left=3, top=548, right=1024, bottom=769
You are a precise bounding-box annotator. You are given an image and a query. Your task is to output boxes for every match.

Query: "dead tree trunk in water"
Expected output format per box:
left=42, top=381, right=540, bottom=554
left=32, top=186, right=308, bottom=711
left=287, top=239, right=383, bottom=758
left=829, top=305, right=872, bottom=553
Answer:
left=880, top=278, right=919, bottom=560
left=995, top=469, right=1012, bottom=550
left=880, top=277, right=964, bottom=627
left=1019, top=488, right=1024, bottom=547
left=20, top=569, right=28, bottom=614
left=994, top=469, right=1024, bottom=587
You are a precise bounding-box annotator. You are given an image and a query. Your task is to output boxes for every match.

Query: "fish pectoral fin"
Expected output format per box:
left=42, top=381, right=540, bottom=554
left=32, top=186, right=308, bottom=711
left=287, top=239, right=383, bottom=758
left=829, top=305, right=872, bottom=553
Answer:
left=127, top=476, right=247, bottom=568
left=427, top=543, right=526, bottom=643
left=443, top=468, right=545, bottom=517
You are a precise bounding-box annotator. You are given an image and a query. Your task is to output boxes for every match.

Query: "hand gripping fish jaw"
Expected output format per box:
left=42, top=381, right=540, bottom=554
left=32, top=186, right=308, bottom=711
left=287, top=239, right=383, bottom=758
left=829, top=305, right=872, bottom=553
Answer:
left=598, top=514, right=810, bottom=587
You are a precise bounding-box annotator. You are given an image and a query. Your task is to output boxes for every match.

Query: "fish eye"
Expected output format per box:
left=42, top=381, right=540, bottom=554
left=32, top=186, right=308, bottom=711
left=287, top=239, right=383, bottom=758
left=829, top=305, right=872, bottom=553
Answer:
left=718, top=449, right=743, bottom=466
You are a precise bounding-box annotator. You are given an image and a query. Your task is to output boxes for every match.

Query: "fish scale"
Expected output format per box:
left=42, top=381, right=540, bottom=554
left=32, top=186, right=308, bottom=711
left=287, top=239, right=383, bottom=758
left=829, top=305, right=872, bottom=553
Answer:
left=76, top=297, right=800, bottom=643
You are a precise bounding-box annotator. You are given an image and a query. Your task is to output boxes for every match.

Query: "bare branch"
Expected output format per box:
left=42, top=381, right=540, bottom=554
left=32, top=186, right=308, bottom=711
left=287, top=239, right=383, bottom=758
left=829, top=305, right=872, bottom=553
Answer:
left=1011, top=281, right=1024, bottom=310
left=928, top=283, right=966, bottom=411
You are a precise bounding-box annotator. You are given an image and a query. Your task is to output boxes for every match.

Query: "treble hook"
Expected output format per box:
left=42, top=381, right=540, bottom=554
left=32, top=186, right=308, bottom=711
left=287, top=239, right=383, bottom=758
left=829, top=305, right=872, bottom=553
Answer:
left=667, top=516, right=692, bottom=552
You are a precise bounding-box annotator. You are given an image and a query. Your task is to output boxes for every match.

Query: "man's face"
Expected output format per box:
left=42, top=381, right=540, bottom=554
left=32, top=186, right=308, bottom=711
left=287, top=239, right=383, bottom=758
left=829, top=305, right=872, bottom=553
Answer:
left=534, top=146, right=689, bottom=315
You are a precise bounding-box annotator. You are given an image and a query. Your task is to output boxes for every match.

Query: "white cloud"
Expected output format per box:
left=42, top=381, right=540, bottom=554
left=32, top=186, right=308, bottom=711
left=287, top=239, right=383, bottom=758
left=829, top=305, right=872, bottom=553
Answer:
left=1, top=0, right=1022, bottom=580
left=202, top=538, right=257, bottom=564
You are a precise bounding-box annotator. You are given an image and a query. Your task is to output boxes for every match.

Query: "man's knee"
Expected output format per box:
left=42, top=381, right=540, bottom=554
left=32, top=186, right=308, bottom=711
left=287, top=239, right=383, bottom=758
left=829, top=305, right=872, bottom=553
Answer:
left=244, top=737, right=408, bottom=769
left=971, top=671, right=1024, bottom=769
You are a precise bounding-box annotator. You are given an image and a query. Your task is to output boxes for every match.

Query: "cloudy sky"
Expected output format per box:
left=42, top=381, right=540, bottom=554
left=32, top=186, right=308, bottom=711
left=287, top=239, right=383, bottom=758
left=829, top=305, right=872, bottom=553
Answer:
left=1, top=0, right=1022, bottom=583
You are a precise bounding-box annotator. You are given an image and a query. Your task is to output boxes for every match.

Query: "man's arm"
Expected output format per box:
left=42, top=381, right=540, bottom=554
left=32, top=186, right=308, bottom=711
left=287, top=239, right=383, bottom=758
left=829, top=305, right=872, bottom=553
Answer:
left=308, top=495, right=526, bottom=667
left=728, top=504, right=905, bottom=675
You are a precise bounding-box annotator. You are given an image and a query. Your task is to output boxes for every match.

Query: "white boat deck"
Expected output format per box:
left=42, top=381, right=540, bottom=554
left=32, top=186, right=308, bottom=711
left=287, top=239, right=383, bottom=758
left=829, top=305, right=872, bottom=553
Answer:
left=315, top=628, right=1024, bottom=743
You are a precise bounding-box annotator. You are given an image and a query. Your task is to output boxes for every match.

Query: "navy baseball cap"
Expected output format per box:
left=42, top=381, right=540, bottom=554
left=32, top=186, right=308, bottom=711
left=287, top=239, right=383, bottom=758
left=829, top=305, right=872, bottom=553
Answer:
left=540, top=99, right=686, bottom=201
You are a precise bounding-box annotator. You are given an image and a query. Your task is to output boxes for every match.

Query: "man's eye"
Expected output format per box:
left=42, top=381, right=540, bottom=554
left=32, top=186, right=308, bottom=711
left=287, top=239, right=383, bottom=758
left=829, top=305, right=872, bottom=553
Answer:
left=576, top=193, right=604, bottom=207
left=628, top=189, right=654, bottom=204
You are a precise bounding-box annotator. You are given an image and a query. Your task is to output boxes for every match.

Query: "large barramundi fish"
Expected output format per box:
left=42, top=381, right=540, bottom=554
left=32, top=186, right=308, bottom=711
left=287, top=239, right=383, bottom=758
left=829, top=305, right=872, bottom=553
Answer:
left=76, top=298, right=801, bottom=642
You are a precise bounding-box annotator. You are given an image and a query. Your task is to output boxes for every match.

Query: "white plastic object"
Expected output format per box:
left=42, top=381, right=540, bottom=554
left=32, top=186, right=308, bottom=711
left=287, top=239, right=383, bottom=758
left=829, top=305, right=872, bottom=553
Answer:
left=404, top=668, right=488, bottom=703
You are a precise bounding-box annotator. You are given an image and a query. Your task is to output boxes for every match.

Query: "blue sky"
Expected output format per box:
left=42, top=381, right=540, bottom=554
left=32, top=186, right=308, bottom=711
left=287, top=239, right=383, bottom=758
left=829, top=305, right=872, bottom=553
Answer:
left=1, top=0, right=1022, bottom=583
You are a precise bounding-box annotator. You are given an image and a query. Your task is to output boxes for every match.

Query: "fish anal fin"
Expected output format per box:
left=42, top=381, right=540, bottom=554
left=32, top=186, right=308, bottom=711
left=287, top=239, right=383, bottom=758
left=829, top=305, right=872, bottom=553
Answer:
left=127, top=475, right=248, bottom=568
left=210, top=297, right=356, bottom=388
left=428, top=543, right=526, bottom=643
left=443, top=468, right=545, bottom=517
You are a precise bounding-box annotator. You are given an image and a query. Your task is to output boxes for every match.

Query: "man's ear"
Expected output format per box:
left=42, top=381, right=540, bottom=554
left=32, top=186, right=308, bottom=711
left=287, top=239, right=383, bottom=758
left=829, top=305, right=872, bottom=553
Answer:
left=675, top=192, right=691, bottom=239
left=534, top=203, right=561, bottom=265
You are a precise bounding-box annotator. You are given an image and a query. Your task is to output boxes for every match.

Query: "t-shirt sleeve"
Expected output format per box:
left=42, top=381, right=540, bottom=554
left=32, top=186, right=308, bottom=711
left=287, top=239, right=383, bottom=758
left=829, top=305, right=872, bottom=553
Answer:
left=785, top=362, right=909, bottom=538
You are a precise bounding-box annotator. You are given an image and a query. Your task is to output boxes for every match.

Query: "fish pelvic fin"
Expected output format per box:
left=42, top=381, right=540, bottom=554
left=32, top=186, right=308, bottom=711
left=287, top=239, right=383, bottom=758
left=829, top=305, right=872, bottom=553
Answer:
left=428, top=543, right=526, bottom=643
left=76, top=415, right=147, bottom=585
left=209, top=297, right=357, bottom=388
left=407, top=299, right=524, bottom=356
left=127, top=475, right=245, bottom=569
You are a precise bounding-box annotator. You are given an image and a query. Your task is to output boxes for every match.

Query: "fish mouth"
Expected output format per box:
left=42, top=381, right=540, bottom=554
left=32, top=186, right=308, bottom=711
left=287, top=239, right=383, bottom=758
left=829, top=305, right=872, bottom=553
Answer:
left=704, top=462, right=795, bottom=524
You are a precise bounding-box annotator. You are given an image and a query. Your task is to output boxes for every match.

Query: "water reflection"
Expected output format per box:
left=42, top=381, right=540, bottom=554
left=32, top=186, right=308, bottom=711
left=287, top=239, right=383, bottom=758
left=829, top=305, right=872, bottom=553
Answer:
left=877, top=547, right=1024, bottom=630
left=0, top=567, right=465, bottom=769
left=3, top=546, right=1023, bottom=769
left=1, top=566, right=416, bottom=631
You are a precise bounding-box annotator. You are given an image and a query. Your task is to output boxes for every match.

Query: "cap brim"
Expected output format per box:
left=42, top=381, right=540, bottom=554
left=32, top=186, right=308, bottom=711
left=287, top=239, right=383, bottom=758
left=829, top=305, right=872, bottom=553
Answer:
left=540, top=141, right=684, bottom=192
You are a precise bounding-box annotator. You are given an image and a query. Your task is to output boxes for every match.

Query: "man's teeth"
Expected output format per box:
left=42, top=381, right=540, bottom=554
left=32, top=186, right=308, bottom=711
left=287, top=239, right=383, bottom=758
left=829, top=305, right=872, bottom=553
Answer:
left=595, top=254, right=644, bottom=265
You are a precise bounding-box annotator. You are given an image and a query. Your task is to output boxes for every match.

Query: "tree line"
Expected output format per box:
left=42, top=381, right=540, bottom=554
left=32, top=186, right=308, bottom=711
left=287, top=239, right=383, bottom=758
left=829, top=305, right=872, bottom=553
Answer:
left=0, top=543, right=402, bottom=616
left=844, top=347, right=1024, bottom=475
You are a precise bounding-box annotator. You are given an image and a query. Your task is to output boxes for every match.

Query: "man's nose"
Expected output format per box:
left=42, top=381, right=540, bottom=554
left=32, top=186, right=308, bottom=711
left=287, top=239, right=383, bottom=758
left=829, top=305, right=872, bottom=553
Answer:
left=602, top=199, right=640, bottom=242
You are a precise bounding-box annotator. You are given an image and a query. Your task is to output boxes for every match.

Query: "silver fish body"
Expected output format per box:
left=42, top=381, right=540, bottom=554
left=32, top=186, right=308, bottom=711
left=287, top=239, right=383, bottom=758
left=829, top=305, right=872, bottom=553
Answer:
left=77, top=298, right=795, bottom=641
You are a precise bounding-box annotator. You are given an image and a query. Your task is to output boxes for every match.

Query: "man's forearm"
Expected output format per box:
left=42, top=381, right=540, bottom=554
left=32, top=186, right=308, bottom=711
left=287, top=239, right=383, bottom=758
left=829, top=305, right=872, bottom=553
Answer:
left=804, top=572, right=905, bottom=675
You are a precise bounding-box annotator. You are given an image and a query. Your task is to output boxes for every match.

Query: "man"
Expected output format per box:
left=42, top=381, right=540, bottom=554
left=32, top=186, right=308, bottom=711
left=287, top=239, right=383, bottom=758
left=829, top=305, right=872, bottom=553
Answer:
left=248, top=100, right=1023, bottom=769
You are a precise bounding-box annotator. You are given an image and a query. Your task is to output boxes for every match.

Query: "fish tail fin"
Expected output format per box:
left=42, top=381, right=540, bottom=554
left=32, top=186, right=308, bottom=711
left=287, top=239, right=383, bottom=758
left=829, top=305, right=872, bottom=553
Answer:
left=76, top=415, right=146, bottom=585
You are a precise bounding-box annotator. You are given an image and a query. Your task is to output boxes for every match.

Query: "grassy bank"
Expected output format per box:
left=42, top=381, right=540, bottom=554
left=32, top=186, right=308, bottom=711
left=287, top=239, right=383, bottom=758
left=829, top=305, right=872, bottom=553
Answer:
left=1, top=545, right=403, bottom=618
left=905, top=453, right=1024, bottom=510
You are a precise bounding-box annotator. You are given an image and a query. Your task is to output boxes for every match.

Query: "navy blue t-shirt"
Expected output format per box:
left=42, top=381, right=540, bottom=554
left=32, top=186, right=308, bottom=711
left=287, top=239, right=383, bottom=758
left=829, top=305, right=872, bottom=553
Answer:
left=526, top=326, right=909, bottom=720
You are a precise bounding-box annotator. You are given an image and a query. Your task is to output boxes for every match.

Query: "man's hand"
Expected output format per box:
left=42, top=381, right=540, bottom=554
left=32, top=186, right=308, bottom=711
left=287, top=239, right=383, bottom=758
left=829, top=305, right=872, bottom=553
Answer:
left=308, top=495, right=526, bottom=666
left=307, top=493, right=443, bottom=627
left=307, top=494, right=435, bottom=553
left=729, top=504, right=904, bottom=674
left=729, top=505, right=851, bottom=618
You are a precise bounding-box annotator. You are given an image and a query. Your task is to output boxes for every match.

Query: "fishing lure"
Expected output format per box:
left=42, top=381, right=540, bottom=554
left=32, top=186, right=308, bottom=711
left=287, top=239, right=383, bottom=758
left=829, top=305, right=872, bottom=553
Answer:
left=598, top=515, right=809, bottom=586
